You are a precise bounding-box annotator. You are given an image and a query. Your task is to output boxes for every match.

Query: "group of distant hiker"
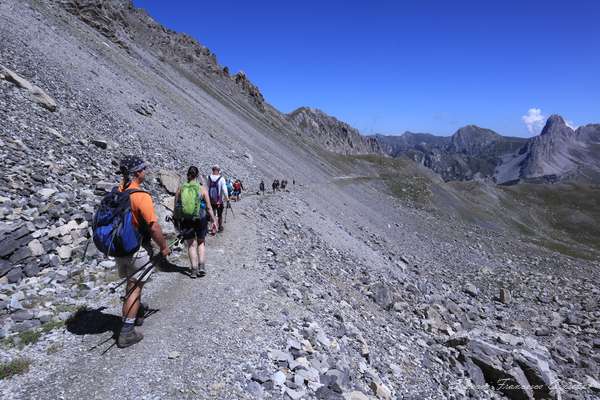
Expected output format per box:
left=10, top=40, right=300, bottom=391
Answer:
left=261, top=178, right=293, bottom=194
left=93, top=157, right=240, bottom=348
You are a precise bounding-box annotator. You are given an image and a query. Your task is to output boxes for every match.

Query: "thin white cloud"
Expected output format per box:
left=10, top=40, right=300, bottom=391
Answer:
left=522, top=108, right=546, bottom=134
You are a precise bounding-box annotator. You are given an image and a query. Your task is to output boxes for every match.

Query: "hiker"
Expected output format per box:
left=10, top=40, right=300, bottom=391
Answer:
left=281, top=179, right=287, bottom=190
left=207, top=164, right=230, bottom=232
left=225, top=177, right=234, bottom=198
left=175, top=166, right=218, bottom=278
left=272, top=179, right=277, bottom=192
left=232, top=179, right=242, bottom=201
left=259, top=179, right=265, bottom=195
left=114, top=156, right=170, bottom=348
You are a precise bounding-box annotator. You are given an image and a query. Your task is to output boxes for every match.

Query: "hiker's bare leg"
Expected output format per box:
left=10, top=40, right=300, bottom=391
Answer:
left=198, top=240, right=206, bottom=265
left=187, top=238, right=198, bottom=268
left=123, top=280, right=142, bottom=319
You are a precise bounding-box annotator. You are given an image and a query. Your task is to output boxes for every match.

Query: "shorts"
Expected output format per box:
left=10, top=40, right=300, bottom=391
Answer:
left=180, top=217, right=208, bottom=241
left=115, top=247, right=153, bottom=283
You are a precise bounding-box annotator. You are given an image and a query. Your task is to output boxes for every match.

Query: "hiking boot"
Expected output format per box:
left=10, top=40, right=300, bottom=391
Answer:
left=190, top=268, right=198, bottom=279
left=198, top=263, right=206, bottom=277
left=218, top=226, right=224, bottom=233
left=117, top=328, right=143, bottom=348
left=135, top=302, right=148, bottom=326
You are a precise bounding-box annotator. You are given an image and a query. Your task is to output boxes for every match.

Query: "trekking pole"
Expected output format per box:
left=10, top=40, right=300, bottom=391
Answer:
left=109, top=237, right=182, bottom=294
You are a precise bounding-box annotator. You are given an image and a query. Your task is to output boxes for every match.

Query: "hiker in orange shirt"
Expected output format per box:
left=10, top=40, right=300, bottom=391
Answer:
left=115, top=155, right=170, bottom=348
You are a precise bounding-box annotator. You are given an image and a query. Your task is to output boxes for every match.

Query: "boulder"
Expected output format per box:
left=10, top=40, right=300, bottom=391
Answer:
left=371, top=283, right=394, bottom=310
left=500, top=288, right=512, bottom=304
left=0, top=260, right=12, bottom=277
left=514, top=349, right=561, bottom=399
left=28, top=239, right=45, bottom=257
left=1, top=65, right=57, bottom=111
left=91, top=138, right=108, bottom=149
left=6, top=267, right=24, bottom=284
left=158, top=170, right=180, bottom=195
left=463, top=283, right=479, bottom=298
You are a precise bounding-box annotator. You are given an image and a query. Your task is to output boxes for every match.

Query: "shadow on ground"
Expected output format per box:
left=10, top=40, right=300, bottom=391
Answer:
left=65, top=306, right=121, bottom=336
left=157, top=259, right=191, bottom=276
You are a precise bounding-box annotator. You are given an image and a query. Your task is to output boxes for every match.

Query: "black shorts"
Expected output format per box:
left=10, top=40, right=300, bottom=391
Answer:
left=180, top=217, right=208, bottom=241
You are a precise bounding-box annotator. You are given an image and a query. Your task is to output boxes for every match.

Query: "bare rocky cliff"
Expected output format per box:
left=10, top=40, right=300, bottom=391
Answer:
left=495, top=115, right=600, bottom=184
left=287, top=107, right=382, bottom=155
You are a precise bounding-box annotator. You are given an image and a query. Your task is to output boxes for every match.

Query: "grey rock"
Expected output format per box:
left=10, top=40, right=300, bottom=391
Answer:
left=23, top=264, right=41, bottom=277
left=272, top=370, right=286, bottom=386
left=514, top=349, right=561, bottom=399
left=11, top=310, right=34, bottom=322
left=371, top=282, right=394, bottom=310
left=6, top=267, right=24, bottom=284
left=0, top=259, right=13, bottom=277
left=11, top=319, right=41, bottom=332
left=246, top=381, right=264, bottom=398
left=499, top=288, right=512, bottom=304
left=463, top=283, right=479, bottom=298
left=158, top=170, right=180, bottom=195
left=92, top=139, right=108, bottom=149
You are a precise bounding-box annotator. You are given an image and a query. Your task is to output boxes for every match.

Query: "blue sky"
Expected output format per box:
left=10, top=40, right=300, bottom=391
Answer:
left=133, top=0, right=600, bottom=137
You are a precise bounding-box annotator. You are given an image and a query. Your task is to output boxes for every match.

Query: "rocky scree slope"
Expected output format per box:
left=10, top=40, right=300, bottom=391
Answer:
left=1, top=0, right=600, bottom=399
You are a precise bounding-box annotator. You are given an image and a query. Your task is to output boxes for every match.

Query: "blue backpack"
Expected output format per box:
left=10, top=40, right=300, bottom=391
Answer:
left=93, top=187, right=147, bottom=257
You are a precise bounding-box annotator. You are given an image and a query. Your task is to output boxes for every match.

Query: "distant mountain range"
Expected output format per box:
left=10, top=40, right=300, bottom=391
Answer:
left=371, top=115, right=600, bottom=184
left=279, top=105, right=600, bottom=185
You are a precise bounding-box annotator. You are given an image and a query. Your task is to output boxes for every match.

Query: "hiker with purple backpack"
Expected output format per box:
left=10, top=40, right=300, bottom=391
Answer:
left=207, top=164, right=230, bottom=233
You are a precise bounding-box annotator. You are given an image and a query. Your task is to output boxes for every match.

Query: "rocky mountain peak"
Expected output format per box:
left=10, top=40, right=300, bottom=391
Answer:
left=540, top=114, right=571, bottom=136
left=448, top=125, right=501, bottom=155
left=286, top=107, right=381, bottom=155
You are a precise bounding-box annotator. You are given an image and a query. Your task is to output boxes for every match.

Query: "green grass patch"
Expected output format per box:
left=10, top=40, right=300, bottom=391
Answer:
left=0, top=358, right=30, bottom=380
left=54, top=304, right=78, bottom=313
left=41, top=320, right=64, bottom=334
left=18, top=330, right=42, bottom=346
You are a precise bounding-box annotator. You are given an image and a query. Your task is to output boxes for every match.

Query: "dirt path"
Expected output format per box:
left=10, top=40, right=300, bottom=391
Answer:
left=10, top=199, right=276, bottom=400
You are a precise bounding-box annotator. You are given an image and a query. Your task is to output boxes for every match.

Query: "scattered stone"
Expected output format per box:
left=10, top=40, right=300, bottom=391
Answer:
left=499, top=288, right=511, bottom=304
left=91, top=138, right=108, bottom=149
left=1, top=64, right=57, bottom=111
left=463, top=283, right=479, bottom=298
left=28, top=239, right=45, bottom=257
left=168, top=351, right=180, bottom=359
left=56, top=245, right=73, bottom=260
left=371, top=283, right=393, bottom=310
left=272, top=371, right=286, bottom=386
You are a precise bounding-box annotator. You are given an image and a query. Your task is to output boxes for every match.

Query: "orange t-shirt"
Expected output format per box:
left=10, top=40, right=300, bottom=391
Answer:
left=118, top=181, right=158, bottom=230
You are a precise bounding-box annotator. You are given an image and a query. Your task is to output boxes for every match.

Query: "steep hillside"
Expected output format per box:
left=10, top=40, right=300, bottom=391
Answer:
left=1, top=1, right=599, bottom=400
